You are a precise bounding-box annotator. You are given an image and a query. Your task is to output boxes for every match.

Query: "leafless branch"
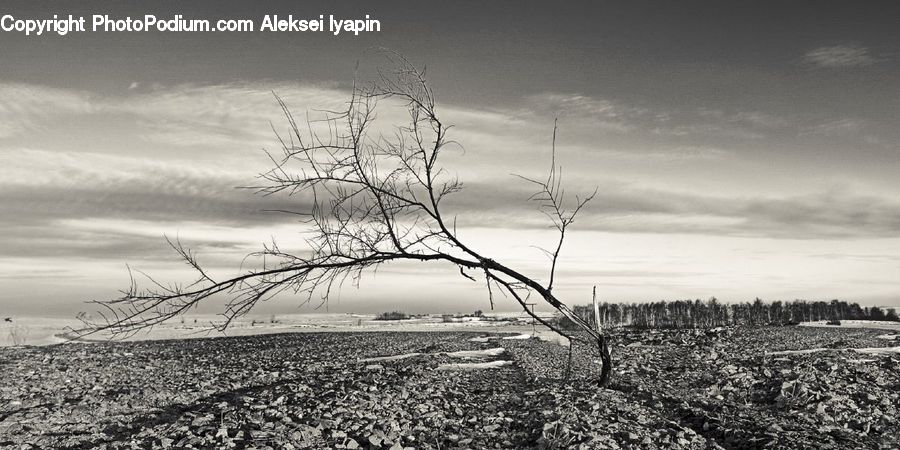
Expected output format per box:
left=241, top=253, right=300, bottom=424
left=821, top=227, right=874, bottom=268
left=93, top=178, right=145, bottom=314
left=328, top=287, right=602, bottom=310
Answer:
left=74, top=55, right=604, bottom=366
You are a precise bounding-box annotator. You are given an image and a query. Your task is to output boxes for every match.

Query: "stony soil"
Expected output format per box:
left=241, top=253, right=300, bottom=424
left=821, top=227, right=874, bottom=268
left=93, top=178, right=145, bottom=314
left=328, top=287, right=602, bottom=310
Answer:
left=0, top=327, right=898, bottom=449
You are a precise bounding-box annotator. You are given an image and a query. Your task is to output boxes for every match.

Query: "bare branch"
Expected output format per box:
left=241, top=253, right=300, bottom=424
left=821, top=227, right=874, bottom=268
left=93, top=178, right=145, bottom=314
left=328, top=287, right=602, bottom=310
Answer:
left=76, top=55, right=607, bottom=384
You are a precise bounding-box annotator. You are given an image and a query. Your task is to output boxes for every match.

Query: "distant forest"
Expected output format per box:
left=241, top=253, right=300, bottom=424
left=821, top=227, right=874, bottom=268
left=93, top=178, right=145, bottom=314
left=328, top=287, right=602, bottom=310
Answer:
left=560, top=298, right=900, bottom=330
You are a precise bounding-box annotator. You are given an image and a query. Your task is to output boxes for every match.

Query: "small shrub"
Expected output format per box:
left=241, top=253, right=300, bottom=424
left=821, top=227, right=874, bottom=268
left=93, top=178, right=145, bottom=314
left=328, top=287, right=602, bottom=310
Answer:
left=8, top=324, right=28, bottom=346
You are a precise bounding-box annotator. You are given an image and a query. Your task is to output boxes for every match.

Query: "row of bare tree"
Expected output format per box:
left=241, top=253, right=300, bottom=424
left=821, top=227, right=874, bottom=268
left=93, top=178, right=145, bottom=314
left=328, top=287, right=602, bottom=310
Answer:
left=560, top=298, right=899, bottom=330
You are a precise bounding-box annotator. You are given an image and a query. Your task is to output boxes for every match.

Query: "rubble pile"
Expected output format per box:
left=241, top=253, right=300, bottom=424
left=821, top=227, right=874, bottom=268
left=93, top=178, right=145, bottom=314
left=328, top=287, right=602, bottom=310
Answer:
left=1, top=326, right=897, bottom=449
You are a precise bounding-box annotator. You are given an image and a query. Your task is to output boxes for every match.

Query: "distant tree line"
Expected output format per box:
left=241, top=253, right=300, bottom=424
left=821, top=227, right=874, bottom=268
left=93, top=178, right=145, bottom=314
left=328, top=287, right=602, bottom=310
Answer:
left=374, top=311, right=410, bottom=321
left=559, top=298, right=899, bottom=330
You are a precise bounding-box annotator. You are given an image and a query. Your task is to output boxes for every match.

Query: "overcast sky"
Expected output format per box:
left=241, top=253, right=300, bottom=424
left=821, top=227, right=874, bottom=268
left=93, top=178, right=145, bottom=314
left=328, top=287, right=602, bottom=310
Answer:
left=2, top=1, right=899, bottom=316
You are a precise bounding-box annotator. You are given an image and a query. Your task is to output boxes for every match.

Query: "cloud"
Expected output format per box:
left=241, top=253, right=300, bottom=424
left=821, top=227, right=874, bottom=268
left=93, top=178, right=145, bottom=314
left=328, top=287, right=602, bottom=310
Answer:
left=798, top=118, right=891, bottom=148
left=0, top=79, right=809, bottom=183
left=446, top=181, right=900, bottom=240
left=522, top=93, right=645, bottom=133
left=0, top=148, right=318, bottom=262
left=0, top=148, right=311, bottom=225
left=4, top=136, right=900, bottom=267
left=0, top=83, right=93, bottom=138
left=520, top=92, right=794, bottom=146
left=801, top=118, right=866, bottom=137
left=0, top=81, right=356, bottom=157
left=109, top=82, right=351, bottom=150
left=803, top=45, right=877, bottom=68
left=587, top=145, right=729, bottom=162
left=2, top=78, right=899, bottom=271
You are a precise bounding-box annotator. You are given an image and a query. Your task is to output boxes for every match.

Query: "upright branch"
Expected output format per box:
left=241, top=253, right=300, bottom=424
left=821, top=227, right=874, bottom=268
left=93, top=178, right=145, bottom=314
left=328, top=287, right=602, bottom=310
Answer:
left=516, top=119, right=598, bottom=293
left=75, top=54, right=611, bottom=385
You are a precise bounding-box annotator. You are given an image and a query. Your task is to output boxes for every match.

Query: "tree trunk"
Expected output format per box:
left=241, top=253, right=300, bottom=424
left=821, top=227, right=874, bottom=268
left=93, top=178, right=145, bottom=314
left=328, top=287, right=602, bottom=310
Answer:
left=597, top=333, right=612, bottom=387
left=592, top=286, right=612, bottom=387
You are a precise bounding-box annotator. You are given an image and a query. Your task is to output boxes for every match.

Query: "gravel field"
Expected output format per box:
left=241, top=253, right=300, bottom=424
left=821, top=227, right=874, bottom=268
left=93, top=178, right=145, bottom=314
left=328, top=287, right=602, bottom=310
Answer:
left=1, top=327, right=898, bottom=449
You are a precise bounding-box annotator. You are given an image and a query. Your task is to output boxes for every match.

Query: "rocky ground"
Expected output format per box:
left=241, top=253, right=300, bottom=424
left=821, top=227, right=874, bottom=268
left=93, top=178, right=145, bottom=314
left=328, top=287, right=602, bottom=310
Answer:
left=0, top=327, right=898, bottom=449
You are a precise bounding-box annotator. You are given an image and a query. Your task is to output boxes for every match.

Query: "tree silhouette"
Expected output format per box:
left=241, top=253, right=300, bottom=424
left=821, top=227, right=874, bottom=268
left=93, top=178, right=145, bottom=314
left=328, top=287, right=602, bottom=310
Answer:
left=76, top=54, right=613, bottom=385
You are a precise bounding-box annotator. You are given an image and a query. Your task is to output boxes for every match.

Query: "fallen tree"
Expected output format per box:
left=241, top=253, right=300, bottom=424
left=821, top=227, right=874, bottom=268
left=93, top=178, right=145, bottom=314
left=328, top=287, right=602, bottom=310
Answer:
left=76, top=53, right=613, bottom=386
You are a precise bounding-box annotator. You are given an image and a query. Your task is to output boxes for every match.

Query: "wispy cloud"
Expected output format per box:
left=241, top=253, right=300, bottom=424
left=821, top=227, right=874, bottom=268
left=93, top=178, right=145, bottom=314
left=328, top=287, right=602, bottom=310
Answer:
left=2, top=79, right=899, bottom=268
left=443, top=180, right=900, bottom=239
left=803, top=45, right=877, bottom=68
left=5, top=144, right=900, bottom=267
left=112, top=82, right=349, bottom=149
left=589, top=145, right=729, bottom=162
left=2, top=80, right=815, bottom=175
left=522, top=93, right=646, bottom=133
left=523, top=92, right=798, bottom=144
left=801, top=118, right=866, bottom=137
left=1, top=75, right=899, bottom=312
left=0, top=83, right=93, bottom=138
left=0, top=148, right=308, bottom=226
left=799, top=118, right=891, bottom=148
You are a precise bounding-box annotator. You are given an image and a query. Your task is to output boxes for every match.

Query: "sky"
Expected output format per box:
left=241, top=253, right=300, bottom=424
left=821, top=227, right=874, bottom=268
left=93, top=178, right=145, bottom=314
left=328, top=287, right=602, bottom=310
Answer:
left=1, top=1, right=899, bottom=316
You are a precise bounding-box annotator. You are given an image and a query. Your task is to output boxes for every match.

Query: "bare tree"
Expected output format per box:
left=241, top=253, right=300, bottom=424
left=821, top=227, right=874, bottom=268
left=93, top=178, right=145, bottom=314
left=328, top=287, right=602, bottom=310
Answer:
left=77, top=54, right=612, bottom=386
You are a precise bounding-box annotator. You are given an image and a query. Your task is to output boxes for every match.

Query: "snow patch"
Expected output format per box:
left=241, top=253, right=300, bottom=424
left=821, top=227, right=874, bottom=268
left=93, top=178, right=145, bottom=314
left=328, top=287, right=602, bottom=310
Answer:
left=853, top=346, right=900, bottom=355
left=445, top=347, right=505, bottom=358
left=766, top=348, right=830, bottom=356
left=766, top=346, right=900, bottom=357
left=358, top=352, right=422, bottom=363
left=436, top=360, right=512, bottom=371
left=502, top=334, right=532, bottom=340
